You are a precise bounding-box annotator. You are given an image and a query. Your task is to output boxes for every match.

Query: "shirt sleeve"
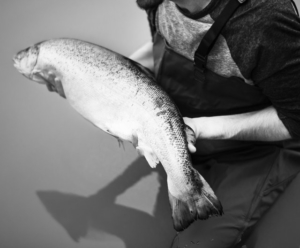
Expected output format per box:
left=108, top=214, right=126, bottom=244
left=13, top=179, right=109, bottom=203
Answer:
left=251, top=1, right=300, bottom=138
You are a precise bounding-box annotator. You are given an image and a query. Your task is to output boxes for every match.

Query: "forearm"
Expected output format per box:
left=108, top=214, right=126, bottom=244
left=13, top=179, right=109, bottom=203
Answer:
left=129, top=41, right=154, bottom=71
left=187, top=106, right=292, bottom=142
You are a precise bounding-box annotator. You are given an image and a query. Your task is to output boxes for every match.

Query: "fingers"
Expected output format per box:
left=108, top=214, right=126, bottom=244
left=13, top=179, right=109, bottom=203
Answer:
left=188, top=142, right=197, bottom=153
left=184, top=122, right=197, bottom=153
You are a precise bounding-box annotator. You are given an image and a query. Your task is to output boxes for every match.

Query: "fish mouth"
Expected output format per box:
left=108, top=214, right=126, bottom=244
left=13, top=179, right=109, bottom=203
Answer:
left=12, top=55, right=30, bottom=78
left=12, top=56, right=17, bottom=66
left=12, top=55, right=20, bottom=70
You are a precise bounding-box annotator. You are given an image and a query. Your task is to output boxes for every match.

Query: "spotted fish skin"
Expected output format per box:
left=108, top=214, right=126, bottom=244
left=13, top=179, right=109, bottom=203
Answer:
left=13, top=38, right=223, bottom=231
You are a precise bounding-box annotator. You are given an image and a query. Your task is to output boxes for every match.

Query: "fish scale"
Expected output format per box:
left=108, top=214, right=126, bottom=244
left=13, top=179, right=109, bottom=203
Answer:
left=13, top=38, right=223, bottom=231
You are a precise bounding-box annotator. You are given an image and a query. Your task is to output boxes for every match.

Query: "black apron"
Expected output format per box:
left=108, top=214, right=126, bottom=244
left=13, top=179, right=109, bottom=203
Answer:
left=151, top=0, right=300, bottom=246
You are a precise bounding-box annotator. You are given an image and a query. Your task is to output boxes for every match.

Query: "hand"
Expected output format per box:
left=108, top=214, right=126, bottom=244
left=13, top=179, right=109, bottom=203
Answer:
left=183, top=118, right=197, bottom=154
left=183, top=116, right=226, bottom=154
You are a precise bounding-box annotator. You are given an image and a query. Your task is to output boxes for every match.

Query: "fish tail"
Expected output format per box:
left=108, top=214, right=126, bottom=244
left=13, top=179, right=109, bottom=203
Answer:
left=168, top=172, right=223, bottom=232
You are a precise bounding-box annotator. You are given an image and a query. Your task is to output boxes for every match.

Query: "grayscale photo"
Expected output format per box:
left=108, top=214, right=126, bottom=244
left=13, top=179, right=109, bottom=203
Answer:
left=1, top=0, right=300, bottom=247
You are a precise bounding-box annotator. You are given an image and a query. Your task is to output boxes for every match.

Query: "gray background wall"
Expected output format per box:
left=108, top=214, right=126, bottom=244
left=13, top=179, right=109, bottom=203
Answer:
left=0, top=1, right=300, bottom=248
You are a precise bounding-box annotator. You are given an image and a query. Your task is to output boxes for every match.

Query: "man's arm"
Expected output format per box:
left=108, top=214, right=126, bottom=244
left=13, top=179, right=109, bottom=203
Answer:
left=184, top=106, right=292, bottom=143
left=129, top=41, right=154, bottom=71
left=129, top=43, right=292, bottom=145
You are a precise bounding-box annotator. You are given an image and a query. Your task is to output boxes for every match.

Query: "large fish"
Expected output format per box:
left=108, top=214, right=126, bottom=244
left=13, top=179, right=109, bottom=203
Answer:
left=13, top=38, right=223, bottom=231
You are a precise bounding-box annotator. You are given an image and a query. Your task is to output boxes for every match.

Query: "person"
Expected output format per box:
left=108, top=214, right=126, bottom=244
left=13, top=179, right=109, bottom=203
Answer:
left=131, top=0, right=300, bottom=247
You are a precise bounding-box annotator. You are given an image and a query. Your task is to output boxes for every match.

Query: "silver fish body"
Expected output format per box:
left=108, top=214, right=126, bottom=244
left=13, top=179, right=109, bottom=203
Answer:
left=13, top=38, right=223, bottom=231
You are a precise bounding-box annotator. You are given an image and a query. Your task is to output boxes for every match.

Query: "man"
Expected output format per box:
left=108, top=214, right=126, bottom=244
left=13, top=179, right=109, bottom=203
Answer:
left=132, top=0, right=300, bottom=247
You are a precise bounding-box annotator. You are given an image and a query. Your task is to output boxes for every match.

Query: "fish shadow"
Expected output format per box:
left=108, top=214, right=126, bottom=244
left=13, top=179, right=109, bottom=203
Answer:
left=36, top=157, right=176, bottom=247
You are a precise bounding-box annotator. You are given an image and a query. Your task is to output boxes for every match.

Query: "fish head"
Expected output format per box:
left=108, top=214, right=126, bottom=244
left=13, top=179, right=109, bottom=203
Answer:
left=13, top=42, right=48, bottom=85
left=13, top=42, right=66, bottom=98
left=13, top=44, right=39, bottom=79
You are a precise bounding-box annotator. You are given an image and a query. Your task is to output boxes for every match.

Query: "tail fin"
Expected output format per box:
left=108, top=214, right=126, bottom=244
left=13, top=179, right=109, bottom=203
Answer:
left=168, top=174, right=223, bottom=232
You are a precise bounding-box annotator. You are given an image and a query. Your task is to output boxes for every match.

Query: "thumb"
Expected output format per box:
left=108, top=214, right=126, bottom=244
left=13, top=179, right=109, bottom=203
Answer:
left=184, top=121, right=197, bottom=153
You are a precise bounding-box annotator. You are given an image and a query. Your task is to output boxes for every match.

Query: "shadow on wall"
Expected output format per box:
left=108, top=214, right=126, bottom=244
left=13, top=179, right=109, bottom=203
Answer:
left=36, top=157, right=176, bottom=248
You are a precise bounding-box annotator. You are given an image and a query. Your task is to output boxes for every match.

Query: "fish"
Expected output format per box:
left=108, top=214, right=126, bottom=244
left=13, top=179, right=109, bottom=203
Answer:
left=13, top=38, right=223, bottom=231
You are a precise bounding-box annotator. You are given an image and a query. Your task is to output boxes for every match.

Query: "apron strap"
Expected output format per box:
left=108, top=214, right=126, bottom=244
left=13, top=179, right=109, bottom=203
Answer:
left=291, top=0, right=299, bottom=16
left=194, top=0, right=247, bottom=74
